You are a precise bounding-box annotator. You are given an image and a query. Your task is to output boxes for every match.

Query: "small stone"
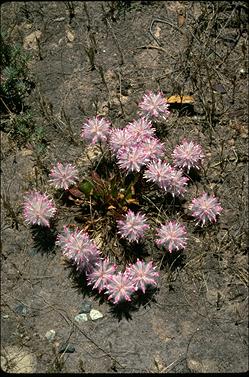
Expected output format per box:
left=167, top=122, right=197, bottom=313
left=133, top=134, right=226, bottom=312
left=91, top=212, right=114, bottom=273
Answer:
left=45, top=330, right=56, bottom=342
left=241, top=133, right=248, bottom=139
left=227, top=139, right=235, bottom=146
left=2, top=314, right=9, bottom=319
left=79, top=301, right=92, bottom=314
left=213, top=83, right=226, bottom=94
left=66, top=29, right=75, bottom=42
left=59, top=344, right=75, bottom=353
left=74, top=313, right=88, bottom=323
left=20, top=148, right=33, bottom=157
left=54, top=17, right=65, bottom=22
left=89, top=309, right=103, bottom=321
left=15, top=303, right=28, bottom=316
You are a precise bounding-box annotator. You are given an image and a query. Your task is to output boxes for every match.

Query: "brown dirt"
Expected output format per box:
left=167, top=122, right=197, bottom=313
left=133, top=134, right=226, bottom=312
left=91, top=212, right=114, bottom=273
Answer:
left=1, top=1, right=248, bottom=373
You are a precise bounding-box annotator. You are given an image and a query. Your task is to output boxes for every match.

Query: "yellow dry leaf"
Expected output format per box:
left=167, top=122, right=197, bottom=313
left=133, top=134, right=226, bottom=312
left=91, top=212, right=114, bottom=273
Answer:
left=166, top=95, right=194, bottom=104
left=126, top=199, right=139, bottom=205
left=107, top=205, right=117, bottom=210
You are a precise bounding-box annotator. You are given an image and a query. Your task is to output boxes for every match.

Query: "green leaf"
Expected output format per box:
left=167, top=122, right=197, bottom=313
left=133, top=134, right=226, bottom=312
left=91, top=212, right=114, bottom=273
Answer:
left=78, top=180, right=95, bottom=197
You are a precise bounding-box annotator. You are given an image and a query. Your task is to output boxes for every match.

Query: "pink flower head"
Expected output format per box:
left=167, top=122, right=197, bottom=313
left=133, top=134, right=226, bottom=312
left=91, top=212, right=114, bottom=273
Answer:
left=108, top=127, right=134, bottom=154
left=49, top=162, right=79, bottom=190
left=87, top=257, right=117, bottom=293
left=155, top=221, right=188, bottom=253
left=143, top=159, right=173, bottom=189
left=116, top=144, right=150, bottom=173
left=166, top=168, right=189, bottom=197
left=125, top=259, right=159, bottom=293
left=144, top=160, right=188, bottom=196
left=81, top=116, right=111, bottom=144
left=56, top=226, right=101, bottom=271
left=189, top=193, right=223, bottom=226
left=138, top=91, right=170, bottom=120
left=23, top=191, right=56, bottom=227
left=117, top=209, right=149, bottom=243
left=126, top=117, right=156, bottom=143
left=105, top=271, right=136, bottom=304
left=139, top=137, right=165, bottom=161
left=172, top=140, right=204, bottom=172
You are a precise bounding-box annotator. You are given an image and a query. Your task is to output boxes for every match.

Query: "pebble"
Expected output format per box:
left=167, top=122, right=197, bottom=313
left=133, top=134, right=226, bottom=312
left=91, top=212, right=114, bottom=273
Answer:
left=15, top=303, right=28, bottom=316
left=53, top=17, right=65, bottom=22
left=89, top=309, right=103, bottom=321
left=213, top=83, right=226, bottom=94
left=74, top=313, right=88, bottom=323
left=241, top=133, right=248, bottom=139
left=79, top=301, right=92, bottom=314
left=59, top=344, right=75, bottom=353
left=227, top=138, right=235, bottom=146
left=2, top=314, right=9, bottom=319
left=45, top=330, right=56, bottom=342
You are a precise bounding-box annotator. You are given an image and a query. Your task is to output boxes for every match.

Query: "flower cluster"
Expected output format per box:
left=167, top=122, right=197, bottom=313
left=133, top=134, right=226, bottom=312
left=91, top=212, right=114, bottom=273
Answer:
left=56, top=226, right=100, bottom=271
left=172, top=140, right=204, bottom=172
left=125, top=259, right=159, bottom=293
left=116, top=145, right=150, bottom=173
left=109, top=128, right=133, bottom=154
left=155, top=221, right=188, bottom=253
left=105, top=271, right=136, bottom=304
left=189, top=193, right=223, bottom=226
left=56, top=225, right=159, bottom=304
left=23, top=191, right=56, bottom=227
left=86, top=258, right=159, bottom=304
left=117, top=209, right=149, bottom=242
left=110, top=116, right=165, bottom=174
left=87, top=257, right=117, bottom=293
left=81, top=115, right=111, bottom=144
left=126, top=117, right=156, bottom=142
left=138, top=91, right=170, bottom=120
left=144, top=160, right=189, bottom=197
left=49, top=162, right=79, bottom=190
left=22, top=90, right=223, bottom=306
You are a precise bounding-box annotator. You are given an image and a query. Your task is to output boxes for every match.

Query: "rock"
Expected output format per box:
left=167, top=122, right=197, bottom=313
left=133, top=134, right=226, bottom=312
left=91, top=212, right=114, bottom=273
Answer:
left=45, top=330, right=56, bottom=342
left=53, top=17, right=65, bottom=22
left=20, top=148, right=33, bottom=157
left=79, top=301, right=92, bottom=314
left=59, top=344, right=75, bottom=353
left=15, top=303, right=28, bottom=317
left=1, top=346, right=37, bottom=373
left=66, top=29, right=75, bottom=43
left=23, top=30, right=42, bottom=50
left=89, top=309, right=103, bottom=321
left=76, top=145, right=102, bottom=170
left=74, top=313, right=88, bottom=323
left=213, top=83, right=226, bottom=94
